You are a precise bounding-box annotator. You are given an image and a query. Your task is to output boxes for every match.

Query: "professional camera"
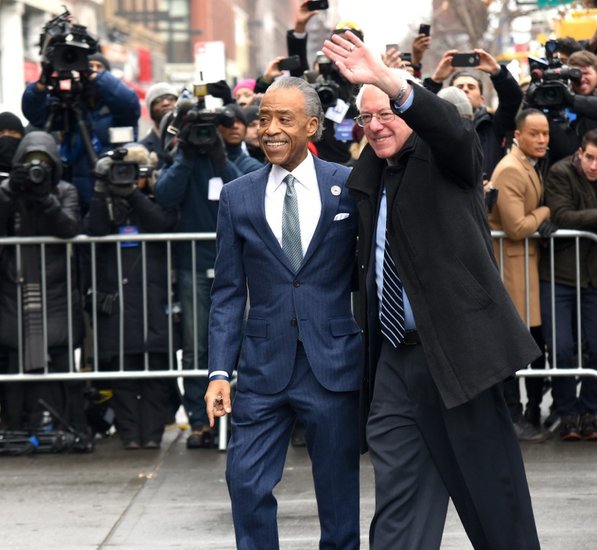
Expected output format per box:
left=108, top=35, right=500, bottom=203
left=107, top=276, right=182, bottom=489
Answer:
left=311, top=53, right=341, bottom=110
left=96, top=148, right=153, bottom=186
left=39, top=9, right=98, bottom=74
left=10, top=158, right=53, bottom=195
left=166, top=83, right=235, bottom=153
left=525, top=41, right=581, bottom=113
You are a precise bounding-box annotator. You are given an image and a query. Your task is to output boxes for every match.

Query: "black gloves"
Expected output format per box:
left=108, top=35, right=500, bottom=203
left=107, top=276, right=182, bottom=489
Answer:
left=108, top=183, right=136, bottom=198
left=538, top=220, right=559, bottom=238
left=206, top=80, right=233, bottom=105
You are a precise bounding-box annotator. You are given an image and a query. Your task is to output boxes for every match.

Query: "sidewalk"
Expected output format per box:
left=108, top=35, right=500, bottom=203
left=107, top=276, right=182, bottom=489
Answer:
left=0, top=423, right=596, bottom=549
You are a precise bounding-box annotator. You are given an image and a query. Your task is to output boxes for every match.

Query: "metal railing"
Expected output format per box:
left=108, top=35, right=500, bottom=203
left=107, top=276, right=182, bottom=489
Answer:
left=491, top=229, right=597, bottom=380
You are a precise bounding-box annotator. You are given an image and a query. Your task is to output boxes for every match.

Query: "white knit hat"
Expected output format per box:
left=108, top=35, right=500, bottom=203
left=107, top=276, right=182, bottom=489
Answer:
left=145, top=82, right=178, bottom=112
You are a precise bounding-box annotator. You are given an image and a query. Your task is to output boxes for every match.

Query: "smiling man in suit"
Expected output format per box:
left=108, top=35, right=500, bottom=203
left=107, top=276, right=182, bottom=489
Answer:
left=204, top=76, right=362, bottom=550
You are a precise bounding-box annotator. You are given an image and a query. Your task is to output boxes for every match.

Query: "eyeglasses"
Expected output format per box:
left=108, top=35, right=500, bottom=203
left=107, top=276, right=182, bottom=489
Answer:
left=354, top=111, right=396, bottom=127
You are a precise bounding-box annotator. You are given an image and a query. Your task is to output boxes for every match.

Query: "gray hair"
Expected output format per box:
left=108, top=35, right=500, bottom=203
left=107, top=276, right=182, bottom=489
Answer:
left=355, top=68, right=414, bottom=111
left=266, top=76, right=325, bottom=142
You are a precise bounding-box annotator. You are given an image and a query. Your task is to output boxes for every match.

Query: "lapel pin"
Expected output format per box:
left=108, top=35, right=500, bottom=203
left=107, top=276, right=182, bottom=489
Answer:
left=331, top=185, right=341, bottom=196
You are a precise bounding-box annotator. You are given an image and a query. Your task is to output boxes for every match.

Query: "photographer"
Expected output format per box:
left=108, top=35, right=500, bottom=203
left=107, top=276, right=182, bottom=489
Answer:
left=218, top=104, right=263, bottom=174
left=154, top=89, right=241, bottom=449
left=85, top=143, right=178, bottom=449
left=425, top=48, right=523, bottom=178
left=21, top=11, right=140, bottom=212
left=534, top=50, right=597, bottom=165
left=0, top=131, right=87, bottom=436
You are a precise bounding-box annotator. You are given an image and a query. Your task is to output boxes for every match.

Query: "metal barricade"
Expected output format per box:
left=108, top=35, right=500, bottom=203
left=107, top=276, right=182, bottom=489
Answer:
left=0, top=232, right=233, bottom=450
left=491, top=229, right=597, bottom=381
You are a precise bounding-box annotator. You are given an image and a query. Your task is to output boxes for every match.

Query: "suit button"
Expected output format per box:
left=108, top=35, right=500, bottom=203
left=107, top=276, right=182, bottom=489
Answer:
left=293, top=280, right=300, bottom=288
left=361, top=264, right=365, bottom=270
left=290, top=319, right=297, bottom=327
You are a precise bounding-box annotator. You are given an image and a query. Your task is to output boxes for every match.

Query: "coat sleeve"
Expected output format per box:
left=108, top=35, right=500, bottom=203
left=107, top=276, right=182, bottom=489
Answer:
left=127, top=190, right=179, bottom=232
left=93, top=71, right=141, bottom=127
left=399, top=84, right=482, bottom=189
left=494, top=165, right=549, bottom=239
left=491, top=65, right=523, bottom=135
left=38, top=183, right=82, bottom=238
left=207, top=185, right=247, bottom=377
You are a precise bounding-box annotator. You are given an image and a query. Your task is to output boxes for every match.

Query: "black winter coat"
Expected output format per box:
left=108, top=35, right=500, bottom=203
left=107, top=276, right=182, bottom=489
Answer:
left=0, top=181, right=83, bottom=350
left=347, top=85, right=539, bottom=449
left=84, top=188, right=178, bottom=361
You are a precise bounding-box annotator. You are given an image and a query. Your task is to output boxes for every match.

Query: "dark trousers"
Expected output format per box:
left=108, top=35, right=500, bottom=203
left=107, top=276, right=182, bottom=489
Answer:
left=226, top=342, right=360, bottom=550
left=367, top=340, right=540, bottom=550
left=101, top=353, right=172, bottom=445
left=503, top=326, right=546, bottom=421
left=540, top=282, right=597, bottom=415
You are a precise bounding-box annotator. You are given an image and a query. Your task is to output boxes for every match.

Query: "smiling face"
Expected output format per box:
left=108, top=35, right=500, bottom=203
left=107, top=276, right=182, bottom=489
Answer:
left=257, top=87, right=318, bottom=172
left=359, top=85, right=412, bottom=163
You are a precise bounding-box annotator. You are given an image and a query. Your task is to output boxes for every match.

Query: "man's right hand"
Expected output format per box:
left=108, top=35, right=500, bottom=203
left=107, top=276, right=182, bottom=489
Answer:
left=205, top=379, right=232, bottom=428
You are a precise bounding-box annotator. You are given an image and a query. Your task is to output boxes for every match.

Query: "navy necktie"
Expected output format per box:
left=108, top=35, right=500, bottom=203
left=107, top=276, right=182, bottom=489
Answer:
left=380, top=233, right=405, bottom=347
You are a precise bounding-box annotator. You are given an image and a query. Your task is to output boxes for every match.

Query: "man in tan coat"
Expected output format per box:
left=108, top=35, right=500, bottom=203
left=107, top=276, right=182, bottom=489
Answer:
left=489, top=108, right=552, bottom=441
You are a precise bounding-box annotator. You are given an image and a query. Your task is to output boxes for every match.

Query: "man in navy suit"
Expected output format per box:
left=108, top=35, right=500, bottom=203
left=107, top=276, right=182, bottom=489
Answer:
left=204, top=76, right=362, bottom=550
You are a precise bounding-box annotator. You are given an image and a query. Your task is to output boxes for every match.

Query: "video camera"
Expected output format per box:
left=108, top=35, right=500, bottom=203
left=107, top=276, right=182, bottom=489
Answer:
left=526, top=40, right=581, bottom=114
left=311, top=53, right=342, bottom=110
left=39, top=8, right=98, bottom=74
left=166, top=83, right=235, bottom=154
left=95, top=148, right=153, bottom=186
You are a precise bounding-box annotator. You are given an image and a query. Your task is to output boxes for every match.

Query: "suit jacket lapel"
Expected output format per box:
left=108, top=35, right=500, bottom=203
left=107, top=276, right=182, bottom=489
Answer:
left=513, top=146, right=542, bottom=206
left=244, top=165, right=295, bottom=269
left=301, top=158, right=341, bottom=268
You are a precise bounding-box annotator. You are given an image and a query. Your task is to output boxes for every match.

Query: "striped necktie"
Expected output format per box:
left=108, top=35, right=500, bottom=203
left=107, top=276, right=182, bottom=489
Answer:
left=282, top=174, right=303, bottom=271
left=380, top=233, right=405, bottom=347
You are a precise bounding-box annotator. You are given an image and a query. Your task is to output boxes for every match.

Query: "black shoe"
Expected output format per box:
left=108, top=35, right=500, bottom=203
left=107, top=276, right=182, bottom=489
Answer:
left=524, top=406, right=541, bottom=428
left=142, top=441, right=160, bottom=449
left=513, top=417, right=548, bottom=443
left=123, top=440, right=141, bottom=450
left=559, top=414, right=582, bottom=441
left=186, top=427, right=214, bottom=449
left=580, top=413, right=597, bottom=441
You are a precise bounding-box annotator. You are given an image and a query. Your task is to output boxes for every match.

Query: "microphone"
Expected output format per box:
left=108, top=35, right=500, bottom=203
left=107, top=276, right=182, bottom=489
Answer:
left=166, top=97, right=194, bottom=136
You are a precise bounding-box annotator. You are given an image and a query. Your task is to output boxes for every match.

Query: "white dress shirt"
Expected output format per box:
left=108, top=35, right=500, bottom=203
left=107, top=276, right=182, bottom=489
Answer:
left=264, top=152, right=321, bottom=256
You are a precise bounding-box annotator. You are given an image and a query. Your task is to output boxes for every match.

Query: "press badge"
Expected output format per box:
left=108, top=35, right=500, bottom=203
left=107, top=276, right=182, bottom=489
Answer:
left=208, top=177, right=224, bottom=201
left=334, top=119, right=354, bottom=142
left=325, top=98, right=349, bottom=124
left=118, top=225, right=140, bottom=247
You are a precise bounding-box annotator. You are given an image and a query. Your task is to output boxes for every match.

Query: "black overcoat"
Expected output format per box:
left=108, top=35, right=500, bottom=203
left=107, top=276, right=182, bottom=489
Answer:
left=347, top=84, right=540, bottom=449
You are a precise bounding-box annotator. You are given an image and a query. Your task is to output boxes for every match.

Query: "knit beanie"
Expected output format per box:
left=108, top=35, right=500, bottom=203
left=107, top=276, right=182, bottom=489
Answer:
left=88, top=53, right=111, bottom=72
left=437, top=86, right=473, bottom=119
left=0, top=112, right=25, bottom=136
left=233, top=78, right=256, bottom=97
left=224, top=103, right=247, bottom=125
left=243, top=105, right=259, bottom=125
left=145, top=82, right=178, bottom=112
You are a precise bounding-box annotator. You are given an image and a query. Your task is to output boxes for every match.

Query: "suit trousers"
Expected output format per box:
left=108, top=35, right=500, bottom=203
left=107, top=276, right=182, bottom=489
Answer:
left=367, top=340, right=540, bottom=550
left=226, top=341, right=360, bottom=550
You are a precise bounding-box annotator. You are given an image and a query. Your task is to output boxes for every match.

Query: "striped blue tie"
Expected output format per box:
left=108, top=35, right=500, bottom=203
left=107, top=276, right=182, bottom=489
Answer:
left=282, top=174, right=303, bottom=271
left=380, top=234, right=405, bottom=347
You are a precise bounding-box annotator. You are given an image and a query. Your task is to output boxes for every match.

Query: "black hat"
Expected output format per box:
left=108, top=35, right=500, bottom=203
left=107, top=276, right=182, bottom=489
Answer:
left=243, top=105, right=259, bottom=125
left=0, top=112, right=25, bottom=136
left=225, top=103, right=247, bottom=125
left=88, top=53, right=111, bottom=72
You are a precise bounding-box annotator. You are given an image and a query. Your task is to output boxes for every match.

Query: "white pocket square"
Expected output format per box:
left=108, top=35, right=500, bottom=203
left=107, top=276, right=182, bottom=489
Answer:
left=333, top=213, right=350, bottom=221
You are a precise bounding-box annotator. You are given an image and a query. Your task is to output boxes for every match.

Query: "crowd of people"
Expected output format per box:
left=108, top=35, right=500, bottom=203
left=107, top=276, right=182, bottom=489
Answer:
left=0, top=1, right=596, bottom=545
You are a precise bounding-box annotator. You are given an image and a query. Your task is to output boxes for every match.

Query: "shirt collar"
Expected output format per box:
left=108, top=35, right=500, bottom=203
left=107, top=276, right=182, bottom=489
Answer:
left=271, top=152, right=316, bottom=192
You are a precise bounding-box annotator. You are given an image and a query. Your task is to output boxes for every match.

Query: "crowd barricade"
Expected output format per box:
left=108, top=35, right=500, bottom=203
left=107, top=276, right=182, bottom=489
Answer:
left=0, top=232, right=233, bottom=450
left=491, top=229, right=597, bottom=381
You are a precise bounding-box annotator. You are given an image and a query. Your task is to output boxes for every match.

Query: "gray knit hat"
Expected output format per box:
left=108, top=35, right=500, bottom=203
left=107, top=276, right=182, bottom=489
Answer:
left=145, top=82, right=178, bottom=112
left=437, top=86, right=473, bottom=119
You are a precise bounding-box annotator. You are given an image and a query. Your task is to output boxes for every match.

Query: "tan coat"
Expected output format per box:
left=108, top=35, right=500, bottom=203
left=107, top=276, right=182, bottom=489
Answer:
left=488, top=145, right=550, bottom=326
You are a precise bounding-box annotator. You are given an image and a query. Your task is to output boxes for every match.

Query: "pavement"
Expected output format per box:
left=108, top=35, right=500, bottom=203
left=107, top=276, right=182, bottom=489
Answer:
left=1, top=418, right=597, bottom=549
